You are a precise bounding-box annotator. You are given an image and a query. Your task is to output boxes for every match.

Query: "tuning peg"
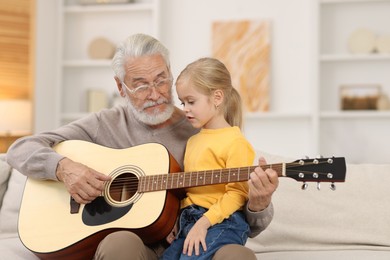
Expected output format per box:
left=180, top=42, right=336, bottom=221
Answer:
left=317, top=182, right=321, bottom=190
left=301, top=182, right=308, bottom=190
left=316, top=155, right=323, bottom=159
left=330, top=183, right=336, bottom=191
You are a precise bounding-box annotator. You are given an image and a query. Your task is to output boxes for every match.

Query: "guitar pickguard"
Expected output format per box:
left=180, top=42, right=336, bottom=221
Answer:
left=82, top=197, right=133, bottom=226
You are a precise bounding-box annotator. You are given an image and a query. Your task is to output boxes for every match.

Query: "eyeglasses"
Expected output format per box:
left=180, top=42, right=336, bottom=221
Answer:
left=122, top=77, right=172, bottom=100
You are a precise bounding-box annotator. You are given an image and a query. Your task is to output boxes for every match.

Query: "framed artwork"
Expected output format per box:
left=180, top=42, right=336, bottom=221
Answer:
left=212, top=20, right=271, bottom=112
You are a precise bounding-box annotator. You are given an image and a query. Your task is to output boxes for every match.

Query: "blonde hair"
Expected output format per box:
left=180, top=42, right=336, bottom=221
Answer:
left=177, top=57, right=243, bottom=128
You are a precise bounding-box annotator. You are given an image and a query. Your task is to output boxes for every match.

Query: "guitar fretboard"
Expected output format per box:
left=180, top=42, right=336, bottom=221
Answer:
left=137, top=164, right=284, bottom=192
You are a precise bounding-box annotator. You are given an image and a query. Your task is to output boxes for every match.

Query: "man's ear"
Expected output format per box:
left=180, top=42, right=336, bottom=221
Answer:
left=213, top=89, right=224, bottom=107
left=115, top=76, right=126, bottom=97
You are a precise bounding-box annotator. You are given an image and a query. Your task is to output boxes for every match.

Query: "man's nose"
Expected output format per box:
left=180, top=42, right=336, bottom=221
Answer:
left=148, top=86, right=160, bottom=100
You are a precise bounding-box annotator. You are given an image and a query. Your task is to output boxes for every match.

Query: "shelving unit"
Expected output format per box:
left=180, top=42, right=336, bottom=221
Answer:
left=56, top=0, right=160, bottom=125
left=51, top=0, right=389, bottom=163
left=318, top=0, right=390, bottom=163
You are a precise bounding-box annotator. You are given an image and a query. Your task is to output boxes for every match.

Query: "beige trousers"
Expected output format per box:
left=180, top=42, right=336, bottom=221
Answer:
left=94, top=231, right=256, bottom=260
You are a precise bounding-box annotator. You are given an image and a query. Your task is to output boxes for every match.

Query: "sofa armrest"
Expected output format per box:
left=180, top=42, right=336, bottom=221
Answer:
left=0, top=154, right=12, bottom=209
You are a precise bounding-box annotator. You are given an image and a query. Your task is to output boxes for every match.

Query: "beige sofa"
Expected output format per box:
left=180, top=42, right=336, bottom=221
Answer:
left=1, top=152, right=390, bottom=260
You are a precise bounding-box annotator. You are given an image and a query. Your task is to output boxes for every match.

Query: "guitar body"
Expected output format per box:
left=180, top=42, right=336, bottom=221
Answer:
left=18, top=140, right=347, bottom=259
left=18, top=141, right=181, bottom=260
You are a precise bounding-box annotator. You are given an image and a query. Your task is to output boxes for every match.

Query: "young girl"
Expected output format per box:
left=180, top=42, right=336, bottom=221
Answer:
left=161, top=57, right=255, bottom=259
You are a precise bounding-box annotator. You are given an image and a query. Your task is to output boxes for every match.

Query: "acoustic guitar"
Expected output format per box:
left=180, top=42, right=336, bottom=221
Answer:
left=18, top=140, right=346, bottom=259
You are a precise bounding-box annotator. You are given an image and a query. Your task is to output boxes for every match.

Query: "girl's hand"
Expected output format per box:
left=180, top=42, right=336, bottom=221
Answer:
left=183, top=216, right=211, bottom=256
left=166, top=218, right=179, bottom=244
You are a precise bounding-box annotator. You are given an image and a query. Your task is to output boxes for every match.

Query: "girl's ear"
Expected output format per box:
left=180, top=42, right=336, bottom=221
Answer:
left=213, top=89, right=224, bottom=108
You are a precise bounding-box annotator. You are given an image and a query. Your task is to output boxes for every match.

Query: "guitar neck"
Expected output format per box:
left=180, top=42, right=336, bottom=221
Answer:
left=138, top=164, right=285, bottom=192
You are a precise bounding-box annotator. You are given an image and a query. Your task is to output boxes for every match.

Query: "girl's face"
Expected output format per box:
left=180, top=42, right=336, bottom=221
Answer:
left=176, top=79, right=220, bottom=129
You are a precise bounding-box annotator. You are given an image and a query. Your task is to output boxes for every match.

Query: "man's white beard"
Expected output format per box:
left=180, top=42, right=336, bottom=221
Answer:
left=125, top=94, right=174, bottom=126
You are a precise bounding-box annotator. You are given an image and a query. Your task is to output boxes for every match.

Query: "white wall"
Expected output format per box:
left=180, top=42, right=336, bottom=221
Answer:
left=34, top=0, right=60, bottom=133
left=160, top=0, right=313, bottom=112
left=160, top=0, right=315, bottom=158
left=34, top=0, right=315, bottom=158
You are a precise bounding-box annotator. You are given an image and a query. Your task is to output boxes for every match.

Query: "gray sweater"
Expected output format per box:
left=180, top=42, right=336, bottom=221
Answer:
left=7, top=105, right=273, bottom=237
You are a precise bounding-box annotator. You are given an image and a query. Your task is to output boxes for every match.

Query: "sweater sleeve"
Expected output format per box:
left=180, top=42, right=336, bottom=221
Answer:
left=203, top=138, right=254, bottom=225
left=245, top=201, right=274, bottom=238
left=6, top=113, right=100, bottom=180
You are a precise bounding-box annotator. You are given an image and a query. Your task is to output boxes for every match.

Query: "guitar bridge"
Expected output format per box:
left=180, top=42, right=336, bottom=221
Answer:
left=70, top=197, right=80, bottom=214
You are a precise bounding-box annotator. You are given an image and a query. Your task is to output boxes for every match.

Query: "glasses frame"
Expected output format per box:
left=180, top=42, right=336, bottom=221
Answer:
left=122, top=77, right=172, bottom=99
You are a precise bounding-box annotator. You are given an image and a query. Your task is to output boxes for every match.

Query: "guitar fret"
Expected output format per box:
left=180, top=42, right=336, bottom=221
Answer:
left=141, top=164, right=284, bottom=192
left=138, top=177, right=142, bottom=192
left=158, top=175, right=162, bottom=191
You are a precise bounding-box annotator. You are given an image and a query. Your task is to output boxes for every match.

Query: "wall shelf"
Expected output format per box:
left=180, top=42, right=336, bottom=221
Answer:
left=317, top=0, right=390, bottom=163
left=62, top=60, right=111, bottom=67
left=64, top=3, right=155, bottom=13
left=320, top=54, right=390, bottom=62
left=320, top=110, right=390, bottom=119
left=245, top=112, right=311, bottom=120
left=56, top=0, right=160, bottom=125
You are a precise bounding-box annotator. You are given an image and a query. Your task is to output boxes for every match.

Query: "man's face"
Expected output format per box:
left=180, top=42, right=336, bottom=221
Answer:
left=120, top=54, right=174, bottom=125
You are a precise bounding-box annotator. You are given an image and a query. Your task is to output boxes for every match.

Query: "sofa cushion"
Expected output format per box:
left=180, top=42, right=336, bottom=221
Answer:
left=0, top=168, right=27, bottom=233
left=0, top=233, right=38, bottom=260
left=0, top=154, right=12, bottom=208
left=254, top=250, right=390, bottom=260
left=247, top=163, right=390, bottom=253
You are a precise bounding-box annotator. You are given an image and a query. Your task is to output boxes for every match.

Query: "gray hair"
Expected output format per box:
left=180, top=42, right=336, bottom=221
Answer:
left=111, top=33, right=171, bottom=81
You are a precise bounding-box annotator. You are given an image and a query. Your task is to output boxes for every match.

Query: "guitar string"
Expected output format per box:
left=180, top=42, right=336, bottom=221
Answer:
left=107, top=161, right=335, bottom=191
left=106, top=161, right=334, bottom=187
left=108, top=170, right=331, bottom=187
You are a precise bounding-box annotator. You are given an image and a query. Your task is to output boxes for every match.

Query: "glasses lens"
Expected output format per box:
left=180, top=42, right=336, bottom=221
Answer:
left=156, top=78, right=171, bottom=93
left=125, top=78, right=172, bottom=99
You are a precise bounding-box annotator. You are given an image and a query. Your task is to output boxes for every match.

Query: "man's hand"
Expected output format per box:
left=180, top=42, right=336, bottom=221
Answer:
left=247, top=157, right=279, bottom=212
left=183, top=216, right=211, bottom=256
left=56, top=157, right=111, bottom=204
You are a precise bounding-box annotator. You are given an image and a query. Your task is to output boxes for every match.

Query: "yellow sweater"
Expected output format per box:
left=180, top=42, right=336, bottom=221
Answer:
left=181, top=126, right=255, bottom=226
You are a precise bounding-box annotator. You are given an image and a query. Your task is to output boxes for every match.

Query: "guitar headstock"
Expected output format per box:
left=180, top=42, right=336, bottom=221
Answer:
left=285, top=157, right=346, bottom=190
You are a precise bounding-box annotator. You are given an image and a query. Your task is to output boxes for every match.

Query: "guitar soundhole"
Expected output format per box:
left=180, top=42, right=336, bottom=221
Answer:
left=104, top=165, right=144, bottom=207
left=109, top=172, right=138, bottom=203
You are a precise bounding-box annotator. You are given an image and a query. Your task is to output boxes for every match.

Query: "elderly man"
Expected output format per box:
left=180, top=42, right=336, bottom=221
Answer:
left=7, top=33, right=278, bottom=260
